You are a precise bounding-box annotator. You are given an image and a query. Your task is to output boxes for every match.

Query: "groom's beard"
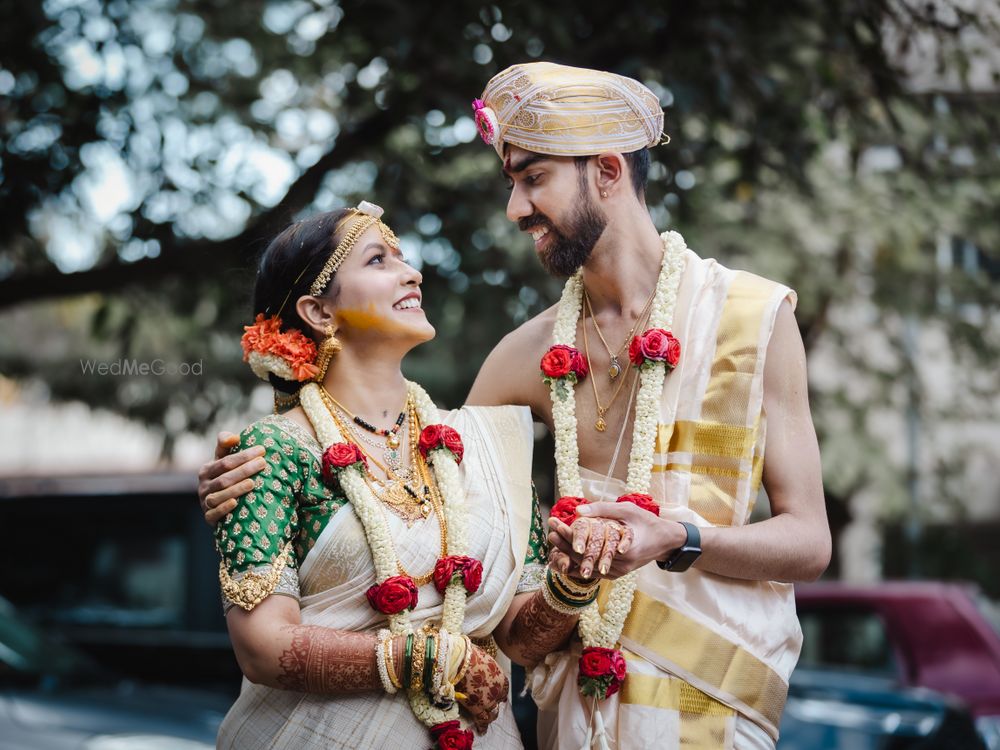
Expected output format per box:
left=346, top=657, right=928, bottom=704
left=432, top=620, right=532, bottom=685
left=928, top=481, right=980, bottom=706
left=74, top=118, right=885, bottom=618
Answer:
left=519, top=192, right=608, bottom=278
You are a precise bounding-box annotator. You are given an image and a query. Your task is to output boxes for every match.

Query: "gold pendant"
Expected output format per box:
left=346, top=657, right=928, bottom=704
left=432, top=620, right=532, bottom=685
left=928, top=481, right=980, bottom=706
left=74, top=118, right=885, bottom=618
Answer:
left=595, top=417, right=607, bottom=432
left=609, top=357, right=621, bottom=379
left=387, top=433, right=400, bottom=450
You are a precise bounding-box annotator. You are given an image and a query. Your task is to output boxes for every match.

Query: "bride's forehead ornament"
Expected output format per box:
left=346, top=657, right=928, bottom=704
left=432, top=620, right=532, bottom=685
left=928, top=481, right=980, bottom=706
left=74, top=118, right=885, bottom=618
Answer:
left=309, top=201, right=400, bottom=297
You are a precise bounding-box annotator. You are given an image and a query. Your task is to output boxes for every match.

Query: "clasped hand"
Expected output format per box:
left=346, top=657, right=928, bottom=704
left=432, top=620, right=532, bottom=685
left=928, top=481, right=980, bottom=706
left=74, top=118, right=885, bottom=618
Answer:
left=546, top=502, right=687, bottom=580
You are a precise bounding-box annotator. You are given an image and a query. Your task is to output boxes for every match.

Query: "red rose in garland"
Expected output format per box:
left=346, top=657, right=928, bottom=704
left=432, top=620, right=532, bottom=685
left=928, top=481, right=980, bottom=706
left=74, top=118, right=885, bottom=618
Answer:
left=365, top=575, right=419, bottom=614
left=321, top=442, right=367, bottom=485
left=629, top=328, right=681, bottom=371
left=430, top=720, right=474, bottom=750
left=419, top=424, right=465, bottom=465
left=433, top=556, right=483, bottom=594
left=579, top=648, right=613, bottom=677
left=541, top=344, right=588, bottom=401
left=441, top=427, right=465, bottom=463
left=550, top=496, right=588, bottom=526
left=459, top=557, right=483, bottom=593
left=616, top=492, right=660, bottom=516
left=433, top=557, right=456, bottom=594
left=609, top=649, right=627, bottom=682
left=578, top=646, right=627, bottom=699
left=540, top=345, right=573, bottom=378
left=628, top=334, right=643, bottom=367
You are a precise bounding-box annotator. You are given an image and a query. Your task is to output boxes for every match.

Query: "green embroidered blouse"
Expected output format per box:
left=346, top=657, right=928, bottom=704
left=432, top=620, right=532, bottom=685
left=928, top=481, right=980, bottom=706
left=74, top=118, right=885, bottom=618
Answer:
left=216, top=414, right=548, bottom=612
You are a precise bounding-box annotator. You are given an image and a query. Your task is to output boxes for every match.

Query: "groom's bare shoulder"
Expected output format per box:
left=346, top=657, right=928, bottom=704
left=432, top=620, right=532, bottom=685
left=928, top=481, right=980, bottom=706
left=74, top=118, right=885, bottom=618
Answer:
left=465, top=304, right=558, bottom=413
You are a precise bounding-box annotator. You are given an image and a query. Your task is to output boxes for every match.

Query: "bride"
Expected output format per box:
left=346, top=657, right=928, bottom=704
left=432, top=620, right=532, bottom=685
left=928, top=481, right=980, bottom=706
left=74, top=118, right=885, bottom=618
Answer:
left=211, top=202, right=553, bottom=749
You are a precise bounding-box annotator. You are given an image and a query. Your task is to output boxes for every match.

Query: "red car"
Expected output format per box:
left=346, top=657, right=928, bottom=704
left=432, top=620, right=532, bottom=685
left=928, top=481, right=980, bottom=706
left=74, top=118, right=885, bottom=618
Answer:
left=795, top=581, right=1000, bottom=744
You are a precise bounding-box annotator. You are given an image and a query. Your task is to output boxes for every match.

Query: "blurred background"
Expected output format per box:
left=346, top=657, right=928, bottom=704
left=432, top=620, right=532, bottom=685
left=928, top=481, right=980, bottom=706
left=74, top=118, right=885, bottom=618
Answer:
left=1, top=0, right=999, bottom=748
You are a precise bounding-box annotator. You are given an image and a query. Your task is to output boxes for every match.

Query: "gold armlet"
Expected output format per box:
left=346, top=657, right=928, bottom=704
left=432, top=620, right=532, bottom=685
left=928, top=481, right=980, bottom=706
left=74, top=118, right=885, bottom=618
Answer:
left=218, top=541, right=293, bottom=612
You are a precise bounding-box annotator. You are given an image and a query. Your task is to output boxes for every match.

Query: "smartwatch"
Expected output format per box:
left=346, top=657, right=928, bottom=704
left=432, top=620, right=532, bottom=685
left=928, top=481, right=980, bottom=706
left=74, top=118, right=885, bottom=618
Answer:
left=656, top=522, right=702, bottom=572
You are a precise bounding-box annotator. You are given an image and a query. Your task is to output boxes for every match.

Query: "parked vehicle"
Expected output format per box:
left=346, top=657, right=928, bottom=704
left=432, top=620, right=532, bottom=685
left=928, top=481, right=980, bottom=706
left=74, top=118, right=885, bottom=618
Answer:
left=795, top=581, right=1000, bottom=748
left=0, top=595, right=229, bottom=749
left=779, top=667, right=986, bottom=748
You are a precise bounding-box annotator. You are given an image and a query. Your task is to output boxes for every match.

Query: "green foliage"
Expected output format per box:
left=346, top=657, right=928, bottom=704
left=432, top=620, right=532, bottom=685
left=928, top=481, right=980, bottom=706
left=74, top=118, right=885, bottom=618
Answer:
left=0, top=0, right=997, bottom=527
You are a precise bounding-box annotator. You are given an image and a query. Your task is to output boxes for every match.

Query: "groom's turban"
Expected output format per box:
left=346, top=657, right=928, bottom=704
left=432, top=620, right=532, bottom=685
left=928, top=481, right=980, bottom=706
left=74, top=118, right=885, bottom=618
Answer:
left=473, top=62, right=665, bottom=159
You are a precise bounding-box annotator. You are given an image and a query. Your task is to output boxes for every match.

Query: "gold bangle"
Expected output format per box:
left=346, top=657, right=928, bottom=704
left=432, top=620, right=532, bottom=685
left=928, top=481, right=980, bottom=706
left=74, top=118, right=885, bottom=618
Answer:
left=410, top=629, right=427, bottom=693
left=453, top=635, right=473, bottom=685
left=551, top=568, right=600, bottom=597
left=471, top=635, right=498, bottom=660
left=384, top=635, right=402, bottom=690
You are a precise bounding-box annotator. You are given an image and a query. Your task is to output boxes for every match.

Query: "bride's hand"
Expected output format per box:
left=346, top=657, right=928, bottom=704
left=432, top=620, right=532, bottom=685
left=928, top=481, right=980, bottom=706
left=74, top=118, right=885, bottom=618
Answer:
left=547, top=516, right=633, bottom=579
left=455, top=644, right=509, bottom=734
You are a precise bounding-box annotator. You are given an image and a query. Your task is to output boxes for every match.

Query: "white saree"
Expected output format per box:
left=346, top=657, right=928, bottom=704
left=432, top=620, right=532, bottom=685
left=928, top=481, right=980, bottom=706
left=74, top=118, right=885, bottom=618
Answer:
left=216, top=404, right=535, bottom=749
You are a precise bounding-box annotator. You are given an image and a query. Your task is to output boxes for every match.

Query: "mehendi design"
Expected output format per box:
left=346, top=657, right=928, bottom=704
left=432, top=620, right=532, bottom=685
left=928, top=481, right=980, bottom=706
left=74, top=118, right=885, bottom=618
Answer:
left=505, top=590, right=579, bottom=665
left=276, top=625, right=378, bottom=693
left=456, top=645, right=509, bottom=732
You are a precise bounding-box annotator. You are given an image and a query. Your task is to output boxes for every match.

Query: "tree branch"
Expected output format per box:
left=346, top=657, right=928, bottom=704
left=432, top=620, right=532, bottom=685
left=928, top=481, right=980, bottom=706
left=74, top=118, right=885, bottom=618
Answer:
left=0, top=109, right=396, bottom=310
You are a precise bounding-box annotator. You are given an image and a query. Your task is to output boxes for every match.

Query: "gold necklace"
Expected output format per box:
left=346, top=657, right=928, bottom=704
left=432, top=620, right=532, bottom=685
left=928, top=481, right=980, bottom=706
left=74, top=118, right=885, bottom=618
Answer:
left=583, top=285, right=656, bottom=379
left=582, top=311, right=638, bottom=432
left=390, top=402, right=449, bottom=586
left=323, top=389, right=408, bottom=472
left=321, top=395, right=429, bottom=525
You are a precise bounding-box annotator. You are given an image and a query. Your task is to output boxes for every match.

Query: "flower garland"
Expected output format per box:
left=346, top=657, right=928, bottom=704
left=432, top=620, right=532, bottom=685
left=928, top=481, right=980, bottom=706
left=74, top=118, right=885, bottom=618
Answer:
left=299, top=380, right=476, bottom=746
left=545, top=231, right=686, bottom=682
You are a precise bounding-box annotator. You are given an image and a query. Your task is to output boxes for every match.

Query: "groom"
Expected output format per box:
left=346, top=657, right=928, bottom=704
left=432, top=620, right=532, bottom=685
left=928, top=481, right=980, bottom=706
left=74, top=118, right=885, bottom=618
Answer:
left=199, top=63, right=829, bottom=749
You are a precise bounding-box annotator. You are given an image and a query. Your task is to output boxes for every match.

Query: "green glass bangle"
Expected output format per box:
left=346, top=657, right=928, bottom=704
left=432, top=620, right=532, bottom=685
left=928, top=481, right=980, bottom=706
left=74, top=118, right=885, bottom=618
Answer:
left=423, top=634, right=436, bottom=694
left=403, top=633, right=414, bottom=690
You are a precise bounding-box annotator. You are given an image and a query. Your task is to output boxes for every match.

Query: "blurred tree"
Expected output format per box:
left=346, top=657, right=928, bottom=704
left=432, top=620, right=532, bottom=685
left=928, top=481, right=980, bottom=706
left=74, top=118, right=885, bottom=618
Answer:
left=1, top=0, right=998, bottom=551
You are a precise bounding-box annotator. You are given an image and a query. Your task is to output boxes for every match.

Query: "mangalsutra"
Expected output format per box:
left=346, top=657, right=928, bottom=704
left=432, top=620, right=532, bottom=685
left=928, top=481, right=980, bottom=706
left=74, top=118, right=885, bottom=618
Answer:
left=320, top=392, right=429, bottom=524
left=323, top=389, right=407, bottom=474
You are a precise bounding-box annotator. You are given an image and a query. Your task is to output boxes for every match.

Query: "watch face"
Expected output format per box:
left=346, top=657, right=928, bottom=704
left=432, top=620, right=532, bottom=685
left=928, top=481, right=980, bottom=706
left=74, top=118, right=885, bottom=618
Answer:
left=670, top=546, right=701, bottom=572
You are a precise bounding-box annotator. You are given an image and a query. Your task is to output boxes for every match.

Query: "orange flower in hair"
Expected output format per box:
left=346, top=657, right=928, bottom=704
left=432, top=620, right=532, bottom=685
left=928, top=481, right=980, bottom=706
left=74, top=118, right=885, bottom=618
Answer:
left=241, top=314, right=320, bottom=382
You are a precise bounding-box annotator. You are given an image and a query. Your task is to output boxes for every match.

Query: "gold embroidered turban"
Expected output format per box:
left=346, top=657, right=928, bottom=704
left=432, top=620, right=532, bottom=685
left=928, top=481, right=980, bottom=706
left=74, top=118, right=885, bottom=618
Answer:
left=473, top=62, right=665, bottom=158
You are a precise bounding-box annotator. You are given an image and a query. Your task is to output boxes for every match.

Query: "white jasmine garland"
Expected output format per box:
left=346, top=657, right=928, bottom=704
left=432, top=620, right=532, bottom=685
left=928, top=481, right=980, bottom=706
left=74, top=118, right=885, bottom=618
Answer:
left=550, top=274, right=586, bottom=497
left=299, top=380, right=470, bottom=727
left=248, top=351, right=299, bottom=383
left=549, top=232, right=687, bottom=652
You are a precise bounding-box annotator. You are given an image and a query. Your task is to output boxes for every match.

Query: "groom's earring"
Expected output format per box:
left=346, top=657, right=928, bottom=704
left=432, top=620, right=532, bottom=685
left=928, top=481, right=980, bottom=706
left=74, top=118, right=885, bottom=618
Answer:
left=313, top=324, right=342, bottom=382
left=601, top=190, right=608, bottom=198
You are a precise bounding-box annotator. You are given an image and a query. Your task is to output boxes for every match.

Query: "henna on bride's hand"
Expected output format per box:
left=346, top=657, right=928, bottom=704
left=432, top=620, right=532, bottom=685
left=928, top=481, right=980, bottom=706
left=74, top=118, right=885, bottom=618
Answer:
left=550, top=518, right=631, bottom=578
left=505, top=589, right=578, bottom=665
left=456, top=645, right=508, bottom=733
left=275, top=625, right=377, bottom=692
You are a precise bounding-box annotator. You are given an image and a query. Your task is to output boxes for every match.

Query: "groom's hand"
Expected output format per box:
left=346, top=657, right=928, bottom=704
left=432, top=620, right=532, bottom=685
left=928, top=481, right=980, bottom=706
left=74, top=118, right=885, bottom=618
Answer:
left=197, top=431, right=267, bottom=526
left=548, top=503, right=688, bottom=578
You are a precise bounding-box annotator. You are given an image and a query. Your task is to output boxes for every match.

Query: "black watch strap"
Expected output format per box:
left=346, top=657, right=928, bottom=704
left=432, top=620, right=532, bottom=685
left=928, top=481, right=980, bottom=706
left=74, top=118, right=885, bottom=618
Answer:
left=656, top=521, right=702, bottom=572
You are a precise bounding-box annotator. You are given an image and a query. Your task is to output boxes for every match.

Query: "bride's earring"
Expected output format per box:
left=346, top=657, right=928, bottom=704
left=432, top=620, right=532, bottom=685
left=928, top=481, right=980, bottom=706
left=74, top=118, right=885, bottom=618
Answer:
left=313, top=324, right=342, bottom=381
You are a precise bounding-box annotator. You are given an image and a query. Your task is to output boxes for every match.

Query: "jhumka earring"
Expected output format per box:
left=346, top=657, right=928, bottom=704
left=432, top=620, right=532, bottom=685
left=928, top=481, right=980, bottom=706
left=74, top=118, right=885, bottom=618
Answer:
left=313, top=324, right=342, bottom=382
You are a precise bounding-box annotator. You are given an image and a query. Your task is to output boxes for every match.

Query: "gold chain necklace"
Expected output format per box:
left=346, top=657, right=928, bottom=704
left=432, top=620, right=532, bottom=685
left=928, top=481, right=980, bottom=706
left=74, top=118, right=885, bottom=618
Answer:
left=320, top=393, right=429, bottom=525
left=583, top=285, right=656, bottom=379
left=323, top=389, right=408, bottom=473
left=582, top=310, right=638, bottom=432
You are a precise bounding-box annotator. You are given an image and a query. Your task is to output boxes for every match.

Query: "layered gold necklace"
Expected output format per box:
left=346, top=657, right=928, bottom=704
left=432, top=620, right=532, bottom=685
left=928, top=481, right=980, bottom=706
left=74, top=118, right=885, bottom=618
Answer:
left=583, top=285, right=656, bottom=379
left=319, top=389, right=429, bottom=525
left=581, top=290, right=652, bottom=432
